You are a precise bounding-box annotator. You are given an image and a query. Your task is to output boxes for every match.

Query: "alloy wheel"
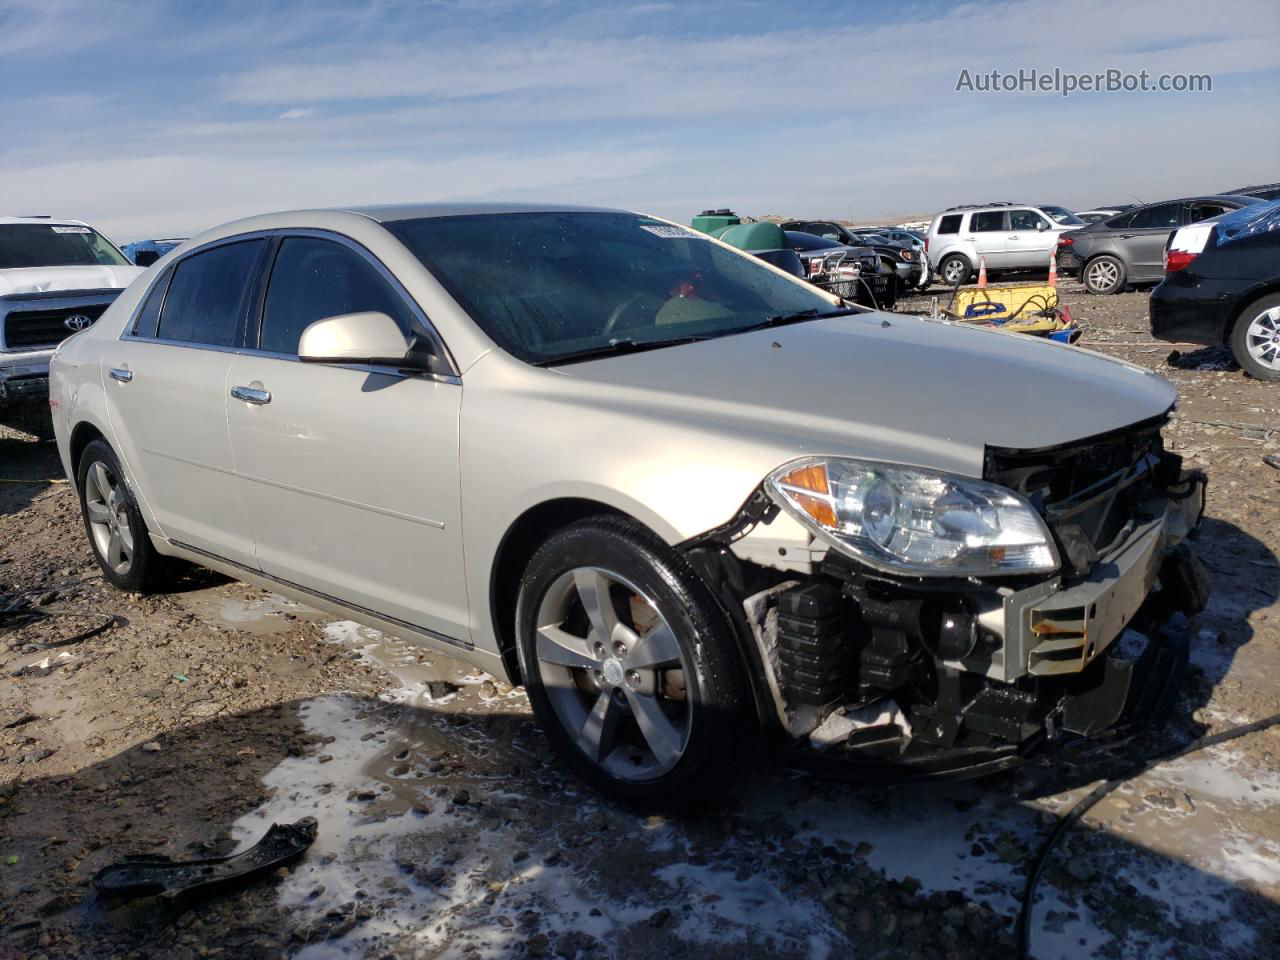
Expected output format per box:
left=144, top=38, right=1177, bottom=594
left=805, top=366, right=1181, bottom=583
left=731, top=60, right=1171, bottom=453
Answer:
left=84, top=461, right=134, bottom=576
left=943, top=258, right=966, bottom=283
left=533, top=566, right=691, bottom=781
left=1086, top=258, right=1120, bottom=292
left=1245, top=306, right=1280, bottom=370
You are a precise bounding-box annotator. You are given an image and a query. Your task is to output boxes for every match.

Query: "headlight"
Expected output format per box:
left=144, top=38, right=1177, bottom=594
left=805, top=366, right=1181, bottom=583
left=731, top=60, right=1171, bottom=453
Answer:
left=766, top=458, right=1058, bottom=576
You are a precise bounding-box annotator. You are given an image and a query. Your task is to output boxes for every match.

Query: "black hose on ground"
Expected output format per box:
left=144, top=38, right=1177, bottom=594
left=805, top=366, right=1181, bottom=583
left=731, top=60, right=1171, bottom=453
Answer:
left=1017, top=711, right=1280, bottom=959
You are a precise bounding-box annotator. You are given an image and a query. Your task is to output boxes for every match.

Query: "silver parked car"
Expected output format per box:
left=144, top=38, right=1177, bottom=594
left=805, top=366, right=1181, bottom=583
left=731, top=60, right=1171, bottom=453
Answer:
left=50, top=203, right=1208, bottom=805
left=925, top=202, right=1084, bottom=285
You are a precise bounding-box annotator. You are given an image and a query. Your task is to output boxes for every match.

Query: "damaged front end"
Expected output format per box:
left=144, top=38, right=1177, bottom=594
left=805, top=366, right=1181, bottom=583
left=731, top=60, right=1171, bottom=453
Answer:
left=684, top=417, right=1209, bottom=781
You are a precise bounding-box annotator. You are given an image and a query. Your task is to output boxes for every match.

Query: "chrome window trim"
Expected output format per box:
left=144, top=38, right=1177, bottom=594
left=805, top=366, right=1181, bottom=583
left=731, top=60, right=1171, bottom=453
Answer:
left=119, top=227, right=461, bottom=383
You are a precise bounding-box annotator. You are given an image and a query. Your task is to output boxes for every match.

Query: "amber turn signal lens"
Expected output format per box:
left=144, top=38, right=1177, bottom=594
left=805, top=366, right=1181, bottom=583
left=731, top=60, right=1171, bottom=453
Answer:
left=777, top=463, right=837, bottom=527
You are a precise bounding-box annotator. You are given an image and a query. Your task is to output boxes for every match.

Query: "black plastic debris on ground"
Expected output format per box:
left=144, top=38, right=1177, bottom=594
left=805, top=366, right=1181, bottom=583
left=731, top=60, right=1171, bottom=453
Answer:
left=93, top=817, right=318, bottom=903
left=1165, top=345, right=1237, bottom=371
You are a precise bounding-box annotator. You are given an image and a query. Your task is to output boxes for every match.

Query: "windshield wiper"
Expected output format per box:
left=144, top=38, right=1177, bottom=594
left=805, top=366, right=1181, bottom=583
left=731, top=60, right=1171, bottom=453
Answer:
left=534, top=334, right=712, bottom=367
left=734, top=306, right=863, bottom=334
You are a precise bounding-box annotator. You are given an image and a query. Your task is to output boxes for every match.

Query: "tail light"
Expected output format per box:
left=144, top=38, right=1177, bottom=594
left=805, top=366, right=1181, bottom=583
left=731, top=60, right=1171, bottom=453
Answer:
left=1165, top=250, right=1197, bottom=272
left=1056, top=235, right=1074, bottom=248
left=924, top=237, right=929, bottom=253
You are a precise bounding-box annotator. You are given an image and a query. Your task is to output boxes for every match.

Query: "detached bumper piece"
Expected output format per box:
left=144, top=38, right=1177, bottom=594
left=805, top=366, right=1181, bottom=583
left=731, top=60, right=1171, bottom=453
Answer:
left=93, top=817, right=318, bottom=903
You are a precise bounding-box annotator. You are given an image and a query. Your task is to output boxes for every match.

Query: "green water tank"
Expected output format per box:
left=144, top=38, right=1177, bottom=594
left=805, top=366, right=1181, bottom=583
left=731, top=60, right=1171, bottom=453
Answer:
left=691, top=208, right=741, bottom=234
left=717, top=221, right=787, bottom=252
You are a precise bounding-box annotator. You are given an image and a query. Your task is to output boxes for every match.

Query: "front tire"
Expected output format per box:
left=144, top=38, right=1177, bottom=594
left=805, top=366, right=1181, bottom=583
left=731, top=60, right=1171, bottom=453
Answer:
left=515, top=516, right=753, bottom=807
left=1083, top=255, right=1125, bottom=295
left=1231, top=293, right=1280, bottom=381
left=76, top=439, right=169, bottom=592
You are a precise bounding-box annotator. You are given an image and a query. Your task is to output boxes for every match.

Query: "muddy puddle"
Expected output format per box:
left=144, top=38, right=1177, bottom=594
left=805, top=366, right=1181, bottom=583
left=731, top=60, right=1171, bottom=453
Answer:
left=195, top=590, right=1277, bottom=959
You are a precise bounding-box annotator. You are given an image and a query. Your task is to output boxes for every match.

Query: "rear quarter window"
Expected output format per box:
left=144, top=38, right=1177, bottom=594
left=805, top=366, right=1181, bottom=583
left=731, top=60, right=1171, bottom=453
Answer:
left=156, top=239, right=267, bottom=347
left=936, top=214, right=962, bottom=234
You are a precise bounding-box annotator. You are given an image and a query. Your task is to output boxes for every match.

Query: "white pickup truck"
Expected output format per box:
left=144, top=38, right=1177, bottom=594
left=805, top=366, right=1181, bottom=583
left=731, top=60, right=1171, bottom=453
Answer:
left=1, top=217, right=144, bottom=435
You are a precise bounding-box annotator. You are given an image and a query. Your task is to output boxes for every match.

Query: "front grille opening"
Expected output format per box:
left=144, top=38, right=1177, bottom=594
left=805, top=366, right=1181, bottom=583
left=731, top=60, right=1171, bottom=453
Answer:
left=985, top=419, right=1168, bottom=574
left=3, top=303, right=108, bottom=349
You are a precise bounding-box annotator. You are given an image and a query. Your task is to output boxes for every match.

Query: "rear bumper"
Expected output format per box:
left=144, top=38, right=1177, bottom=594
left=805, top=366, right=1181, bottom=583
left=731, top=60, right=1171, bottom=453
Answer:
left=1149, top=276, right=1242, bottom=345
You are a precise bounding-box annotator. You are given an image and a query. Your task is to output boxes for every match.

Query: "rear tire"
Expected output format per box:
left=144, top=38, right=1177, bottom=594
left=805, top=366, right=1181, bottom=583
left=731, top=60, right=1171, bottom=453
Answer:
left=939, top=254, right=971, bottom=286
left=1230, top=293, right=1280, bottom=381
left=76, top=439, right=169, bottom=592
left=1083, top=255, right=1125, bottom=295
left=515, top=516, right=753, bottom=808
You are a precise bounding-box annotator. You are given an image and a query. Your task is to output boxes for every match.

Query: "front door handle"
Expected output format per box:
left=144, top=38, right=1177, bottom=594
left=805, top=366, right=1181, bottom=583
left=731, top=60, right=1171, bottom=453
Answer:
left=109, top=367, right=133, bottom=383
left=231, top=385, right=271, bottom=405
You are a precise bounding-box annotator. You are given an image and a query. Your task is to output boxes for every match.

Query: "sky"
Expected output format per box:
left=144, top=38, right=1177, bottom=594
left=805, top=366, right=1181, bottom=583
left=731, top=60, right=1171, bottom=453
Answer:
left=2, top=0, right=1278, bottom=241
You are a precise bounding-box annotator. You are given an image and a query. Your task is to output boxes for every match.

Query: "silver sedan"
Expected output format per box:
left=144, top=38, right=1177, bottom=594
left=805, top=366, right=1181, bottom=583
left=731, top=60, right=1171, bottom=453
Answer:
left=51, top=203, right=1207, bottom=805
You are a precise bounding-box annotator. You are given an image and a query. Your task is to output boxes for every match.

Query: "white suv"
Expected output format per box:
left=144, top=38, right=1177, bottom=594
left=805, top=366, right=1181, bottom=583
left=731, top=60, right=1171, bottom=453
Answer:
left=925, top=203, right=1084, bottom=285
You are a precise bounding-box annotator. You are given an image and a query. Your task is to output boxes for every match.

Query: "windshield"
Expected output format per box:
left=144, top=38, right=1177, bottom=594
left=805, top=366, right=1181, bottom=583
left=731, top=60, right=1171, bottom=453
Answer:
left=0, top=223, right=130, bottom=269
left=1039, top=206, right=1085, bottom=226
left=387, top=212, right=843, bottom=365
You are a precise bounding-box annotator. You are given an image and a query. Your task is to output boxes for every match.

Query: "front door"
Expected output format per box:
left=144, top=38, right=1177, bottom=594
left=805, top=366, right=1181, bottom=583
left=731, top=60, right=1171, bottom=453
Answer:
left=1004, top=209, right=1055, bottom=269
left=224, top=234, right=469, bottom=645
left=104, top=238, right=268, bottom=566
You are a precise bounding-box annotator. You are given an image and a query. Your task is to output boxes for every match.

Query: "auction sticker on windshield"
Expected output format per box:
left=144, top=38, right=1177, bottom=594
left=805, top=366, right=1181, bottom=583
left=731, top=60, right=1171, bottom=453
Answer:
left=639, top=224, right=702, bottom=239
left=50, top=226, right=91, bottom=234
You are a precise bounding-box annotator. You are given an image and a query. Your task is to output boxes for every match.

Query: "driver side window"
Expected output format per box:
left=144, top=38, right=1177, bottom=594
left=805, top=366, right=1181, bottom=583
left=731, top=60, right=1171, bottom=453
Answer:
left=1008, top=210, right=1047, bottom=231
left=259, top=237, right=414, bottom=355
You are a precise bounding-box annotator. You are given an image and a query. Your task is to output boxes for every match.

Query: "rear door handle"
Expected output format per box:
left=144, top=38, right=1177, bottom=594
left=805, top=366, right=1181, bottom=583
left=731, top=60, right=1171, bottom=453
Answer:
left=109, top=367, right=133, bottom=383
left=231, top=385, right=271, bottom=405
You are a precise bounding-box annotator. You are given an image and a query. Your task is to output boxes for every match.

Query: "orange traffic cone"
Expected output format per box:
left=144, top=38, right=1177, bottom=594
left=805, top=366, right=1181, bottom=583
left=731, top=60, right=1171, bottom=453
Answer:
left=1047, top=249, right=1058, bottom=287
left=977, top=256, right=988, bottom=288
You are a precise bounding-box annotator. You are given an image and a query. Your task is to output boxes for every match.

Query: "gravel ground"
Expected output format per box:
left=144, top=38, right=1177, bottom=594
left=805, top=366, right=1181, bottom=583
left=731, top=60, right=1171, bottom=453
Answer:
left=1, top=278, right=1278, bottom=960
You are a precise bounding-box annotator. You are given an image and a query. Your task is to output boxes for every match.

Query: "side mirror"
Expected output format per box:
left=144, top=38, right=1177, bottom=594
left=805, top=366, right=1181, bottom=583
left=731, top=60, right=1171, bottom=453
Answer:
left=1035, top=222, right=1047, bottom=231
left=298, top=312, right=434, bottom=371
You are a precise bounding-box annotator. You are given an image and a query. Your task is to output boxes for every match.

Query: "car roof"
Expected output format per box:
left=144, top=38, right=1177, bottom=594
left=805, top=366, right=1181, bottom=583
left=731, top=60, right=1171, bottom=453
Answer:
left=1124, top=194, right=1260, bottom=210
left=0, top=216, right=92, bottom=226
left=1225, top=182, right=1280, bottom=194
left=346, top=201, right=623, bottom=223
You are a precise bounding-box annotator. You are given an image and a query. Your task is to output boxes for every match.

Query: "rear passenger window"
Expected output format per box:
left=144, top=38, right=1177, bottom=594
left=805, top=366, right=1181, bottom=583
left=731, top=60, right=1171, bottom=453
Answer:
left=1187, top=203, right=1228, bottom=222
left=156, top=240, right=266, bottom=347
left=971, top=211, right=1005, bottom=232
left=259, top=237, right=413, bottom=355
left=132, top=269, right=171, bottom=339
left=937, top=215, right=962, bottom=234
left=1128, top=204, right=1181, bottom=229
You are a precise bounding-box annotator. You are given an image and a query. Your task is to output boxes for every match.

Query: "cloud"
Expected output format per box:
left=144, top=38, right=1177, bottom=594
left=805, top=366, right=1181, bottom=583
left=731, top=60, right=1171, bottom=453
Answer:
left=0, top=0, right=1277, bottom=237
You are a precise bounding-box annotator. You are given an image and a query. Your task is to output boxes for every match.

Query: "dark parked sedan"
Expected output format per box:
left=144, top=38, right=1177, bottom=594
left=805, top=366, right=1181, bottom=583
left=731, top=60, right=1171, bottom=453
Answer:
left=1058, top=195, right=1261, bottom=295
left=1150, top=200, right=1280, bottom=380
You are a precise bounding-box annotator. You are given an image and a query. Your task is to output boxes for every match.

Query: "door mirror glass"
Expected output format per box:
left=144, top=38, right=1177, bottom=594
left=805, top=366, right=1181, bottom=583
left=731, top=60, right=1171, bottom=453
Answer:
left=298, top=311, right=431, bottom=369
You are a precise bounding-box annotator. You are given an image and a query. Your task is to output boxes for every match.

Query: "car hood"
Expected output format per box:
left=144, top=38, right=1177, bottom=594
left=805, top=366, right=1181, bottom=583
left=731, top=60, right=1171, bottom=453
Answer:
left=559, top=312, right=1176, bottom=477
left=0, top=264, right=144, bottom=296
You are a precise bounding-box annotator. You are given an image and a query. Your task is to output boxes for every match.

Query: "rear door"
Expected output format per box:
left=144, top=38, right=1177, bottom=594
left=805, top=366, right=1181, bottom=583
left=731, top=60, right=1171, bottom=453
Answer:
left=966, top=211, right=1008, bottom=267
left=1117, top=202, right=1182, bottom=280
left=104, top=237, right=268, bottom=565
left=1003, top=209, right=1055, bottom=268
left=223, top=232, right=470, bottom=645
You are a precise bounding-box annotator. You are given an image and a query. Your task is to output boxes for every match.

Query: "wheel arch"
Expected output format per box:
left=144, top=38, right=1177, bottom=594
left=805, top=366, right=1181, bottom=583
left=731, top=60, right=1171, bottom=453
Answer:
left=489, top=497, right=630, bottom=685
left=68, top=420, right=109, bottom=490
left=1222, top=282, right=1280, bottom=343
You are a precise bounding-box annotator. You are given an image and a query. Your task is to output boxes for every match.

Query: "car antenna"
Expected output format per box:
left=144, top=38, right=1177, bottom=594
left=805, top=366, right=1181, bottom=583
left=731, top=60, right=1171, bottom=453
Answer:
left=1130, top=193, right=1145, bottom=206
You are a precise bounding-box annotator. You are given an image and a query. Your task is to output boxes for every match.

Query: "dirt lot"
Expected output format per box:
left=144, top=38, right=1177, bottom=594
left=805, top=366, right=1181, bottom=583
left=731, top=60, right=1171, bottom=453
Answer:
left=2, top=278, right=1279, bottom=960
